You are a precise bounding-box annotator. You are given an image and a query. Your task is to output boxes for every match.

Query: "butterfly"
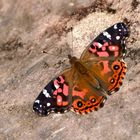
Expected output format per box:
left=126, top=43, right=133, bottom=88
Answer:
left=33, top=22, right=129, bottom=116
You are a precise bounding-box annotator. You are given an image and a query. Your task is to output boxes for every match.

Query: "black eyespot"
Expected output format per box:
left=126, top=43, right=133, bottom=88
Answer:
left=110, top=78, right=115, bottom=84
left=123, top=72, right=126, bottom=75
left=91, top=98, right=96, bottom=103
left=113, top=65, right=120, bottom=70
left=60, top=109, right=65, bottom=113
left=114, top=87, right=119, bottom=92
left=119, top=82, right=122, bottom=85
left=94, top=108, right=98, bottom=111
left=100, top=102, right=104, bottom=108
left=77, top=101, right=83, bottom=107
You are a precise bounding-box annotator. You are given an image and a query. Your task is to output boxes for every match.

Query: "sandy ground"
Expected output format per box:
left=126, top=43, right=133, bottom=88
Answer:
left=0, top=0, right=140, bottom=140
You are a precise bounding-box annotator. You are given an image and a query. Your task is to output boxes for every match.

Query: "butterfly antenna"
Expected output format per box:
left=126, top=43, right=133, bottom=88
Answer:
left=42, top=50, right=68, bottom=59
left=43, top=27, right=74, bottom=58
left=42, top=50, right=54, bottom=56
left=71, top=26, right=74, bottom=56
left=42, top=50, right=61, bottom=57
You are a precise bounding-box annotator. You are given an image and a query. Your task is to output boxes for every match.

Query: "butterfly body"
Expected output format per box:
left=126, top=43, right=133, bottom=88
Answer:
left=33, top=22, right=129, bottom=116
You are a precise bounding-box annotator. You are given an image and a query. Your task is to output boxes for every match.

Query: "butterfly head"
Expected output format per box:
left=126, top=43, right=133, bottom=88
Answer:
left=68, top=54, right=77, bottom=65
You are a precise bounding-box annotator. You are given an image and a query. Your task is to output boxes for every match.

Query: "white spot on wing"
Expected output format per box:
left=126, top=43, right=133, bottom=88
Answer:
left=103, top=31, right=111, bottom=40
left=58, top=99, right=61, bottom=102
left=98, top=42, right=102, bottom=48
left=103, top=99, right=106, bottom=103
left=35, top=100, right=40, bottom=104
left=112, top=46, right=115, bottom=50
left=116, top=36, right=120, bottom=40
left=54, top=84, right=59, bottom=89
left=47, top=103, right=51, bottom=107
left=43, top=89, right=51, bottom=98
left=114, top=24, right=117, bottom=29
left=123, top=53, right=126, bottom=56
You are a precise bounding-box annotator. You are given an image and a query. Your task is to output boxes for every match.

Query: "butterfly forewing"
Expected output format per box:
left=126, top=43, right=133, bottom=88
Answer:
left=80, top=22, right=129, bottom=95
left=80, top=22, right=129, bottom=61
left=33, top=68, right=74, bottom=115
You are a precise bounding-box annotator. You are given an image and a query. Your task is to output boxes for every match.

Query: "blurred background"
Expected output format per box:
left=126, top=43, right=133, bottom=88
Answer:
left=0, top=0, right=140, bottom=140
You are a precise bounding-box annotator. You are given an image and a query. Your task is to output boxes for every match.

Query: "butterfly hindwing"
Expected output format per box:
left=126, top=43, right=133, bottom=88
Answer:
left=85, top=59, right=127, bottom=95
left=71, top=69, right=107, bottom=114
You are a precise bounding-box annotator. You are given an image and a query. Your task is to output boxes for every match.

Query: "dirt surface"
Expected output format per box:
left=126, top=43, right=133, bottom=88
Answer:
left=0, top=0, right=140, bottom=140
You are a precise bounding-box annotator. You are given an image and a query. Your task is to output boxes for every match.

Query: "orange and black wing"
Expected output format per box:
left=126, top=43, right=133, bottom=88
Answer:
left=71, top=70, right=107, bottom=114
left=80, top=22, right=129, bottom=94
left=33, top=68, right=74, bottom=116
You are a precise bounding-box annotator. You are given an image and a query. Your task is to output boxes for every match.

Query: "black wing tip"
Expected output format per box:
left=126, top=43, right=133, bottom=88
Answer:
left=33, top=102, right=51, bottom=116
left=115, top=22, right=130, bottom=37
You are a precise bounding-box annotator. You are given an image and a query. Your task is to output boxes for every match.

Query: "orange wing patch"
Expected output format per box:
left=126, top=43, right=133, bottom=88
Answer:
left=71, top=96, right=106, bottom=114
left=108, top=60, right=127, bottom=94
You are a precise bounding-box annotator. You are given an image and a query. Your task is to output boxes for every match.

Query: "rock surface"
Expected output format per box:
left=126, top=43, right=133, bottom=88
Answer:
left=0, top=0, right=140, bottom=140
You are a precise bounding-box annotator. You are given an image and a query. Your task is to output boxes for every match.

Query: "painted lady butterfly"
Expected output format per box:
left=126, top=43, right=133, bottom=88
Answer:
left=33, top=22, right=129, bottom=116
